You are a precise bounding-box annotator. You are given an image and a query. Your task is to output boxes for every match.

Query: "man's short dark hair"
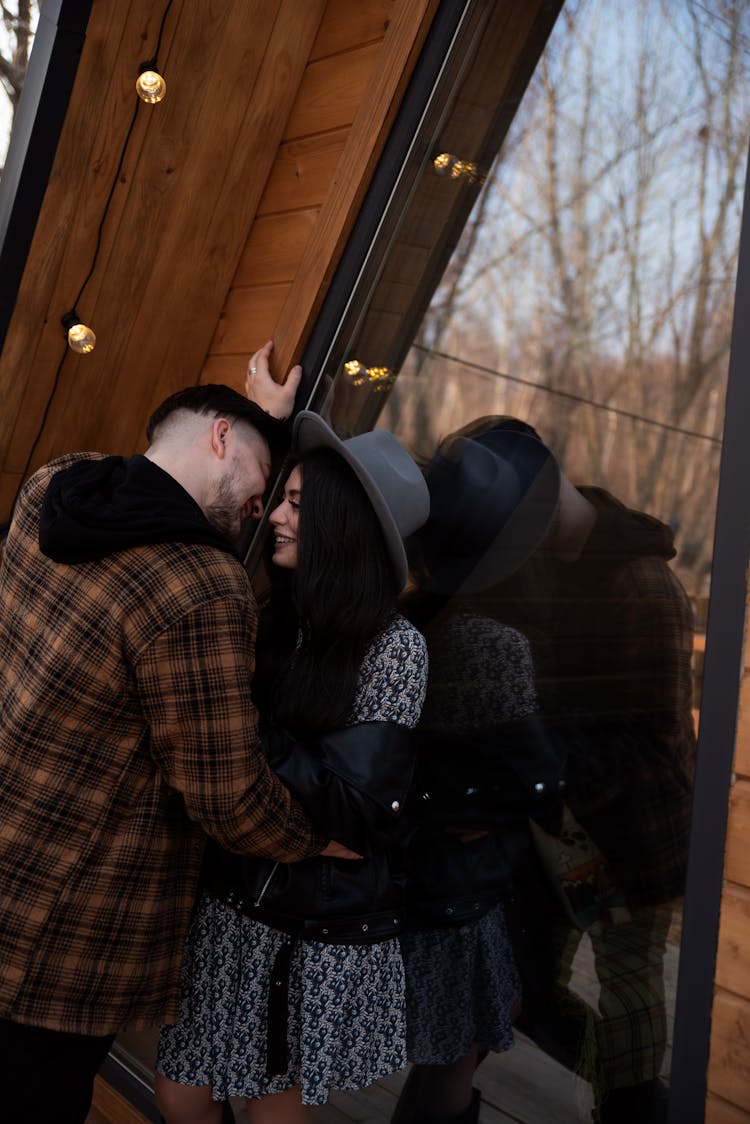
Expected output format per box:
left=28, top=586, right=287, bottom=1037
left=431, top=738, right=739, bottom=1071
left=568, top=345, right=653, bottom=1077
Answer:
left=146, top=384, right=288, bottom=459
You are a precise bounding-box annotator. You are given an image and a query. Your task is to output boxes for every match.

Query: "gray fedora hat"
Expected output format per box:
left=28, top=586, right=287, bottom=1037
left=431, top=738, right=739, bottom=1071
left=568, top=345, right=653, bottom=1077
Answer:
left=292, top=411, right=430, bottom=590
left=419, top=427, right=561, bottom=595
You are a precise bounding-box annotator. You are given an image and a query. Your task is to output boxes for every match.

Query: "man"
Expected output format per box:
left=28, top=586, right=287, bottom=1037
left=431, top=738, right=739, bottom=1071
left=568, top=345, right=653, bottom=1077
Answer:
left=0, top=350, right=339, bottom=1123
left=475, top=418, right=695, bottom=1124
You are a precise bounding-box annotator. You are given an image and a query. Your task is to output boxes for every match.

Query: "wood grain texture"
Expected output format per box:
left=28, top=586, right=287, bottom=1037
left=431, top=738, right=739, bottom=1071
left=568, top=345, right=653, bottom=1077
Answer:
left=724, top=781, right=750, bottom=888
left=733, top=673, right=750, bottom=779
left=0, top=0, right=177, bottom=475
left=310, top=0, right=395, bottom=61
left=256, top=129, right=350, bottom=217
left=284, top=42, right=383, bottom=141
left=88, top=1075, right=149, bottom=1123
left=708, top=990, right=750, bottom=1113
left=13, top=0, right=282, bottom=469
left=716, top=882, right=750, bottom=998
left=82, top=0, right=327, bottom=455
left=234, top=209, right=320, bottom=287
left=0, top=0, right=331, bottom=495
left=199, top=352, right=250, bottom=390
left=209, top=284, right=292, bottom=356
left=706, top=1092, right=750, bottom=1123
left=266, top=0, right=440, bottom=381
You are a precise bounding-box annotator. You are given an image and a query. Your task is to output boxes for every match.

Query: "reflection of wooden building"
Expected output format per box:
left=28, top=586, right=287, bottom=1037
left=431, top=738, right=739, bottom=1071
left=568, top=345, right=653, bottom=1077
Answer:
left=1, top=2, right=750, bottom=1121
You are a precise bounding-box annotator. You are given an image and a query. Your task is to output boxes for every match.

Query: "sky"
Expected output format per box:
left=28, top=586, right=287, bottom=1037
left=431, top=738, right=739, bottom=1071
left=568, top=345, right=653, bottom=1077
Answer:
left=0, top=2, right=40, bottom=169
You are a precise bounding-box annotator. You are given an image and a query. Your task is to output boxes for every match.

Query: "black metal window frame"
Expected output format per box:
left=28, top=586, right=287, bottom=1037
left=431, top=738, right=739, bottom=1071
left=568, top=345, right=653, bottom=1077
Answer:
left=0, top=0, right=93, bottom=354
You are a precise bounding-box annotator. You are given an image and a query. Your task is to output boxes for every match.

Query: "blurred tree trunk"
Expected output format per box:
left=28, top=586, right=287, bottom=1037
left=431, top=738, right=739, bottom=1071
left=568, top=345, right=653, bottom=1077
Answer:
left=406, top=0, right=750, bottom=596
left=1, top=1, right=38, bottom=174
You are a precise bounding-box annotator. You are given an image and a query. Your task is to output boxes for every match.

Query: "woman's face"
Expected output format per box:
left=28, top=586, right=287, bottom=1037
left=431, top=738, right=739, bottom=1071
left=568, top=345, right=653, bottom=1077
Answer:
left=269, top=464, right=301, bottom=569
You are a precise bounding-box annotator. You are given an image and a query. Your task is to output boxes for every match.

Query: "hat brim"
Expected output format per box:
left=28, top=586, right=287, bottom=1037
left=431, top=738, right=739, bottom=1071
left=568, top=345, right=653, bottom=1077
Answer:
left=424, top=431, right=561, bottom=595
left=292, top=411, right=410, bottom=589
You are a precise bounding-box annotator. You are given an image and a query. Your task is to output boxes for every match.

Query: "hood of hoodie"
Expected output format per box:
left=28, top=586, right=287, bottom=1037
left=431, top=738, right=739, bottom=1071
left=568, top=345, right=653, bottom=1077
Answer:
left=39, top=454, right=240, bottom=564
left=578, top=485, right=676, bottom=563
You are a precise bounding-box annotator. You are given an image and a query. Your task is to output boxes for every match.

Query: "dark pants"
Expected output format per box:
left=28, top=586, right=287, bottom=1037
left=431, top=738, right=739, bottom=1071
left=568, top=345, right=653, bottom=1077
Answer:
left=0, top=1018, right=115, bottom=1124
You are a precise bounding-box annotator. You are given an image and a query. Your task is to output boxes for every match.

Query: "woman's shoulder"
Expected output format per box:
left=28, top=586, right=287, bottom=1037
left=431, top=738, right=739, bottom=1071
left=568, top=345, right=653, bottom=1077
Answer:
left=350, top=614, right=428, bottom=727
left=379, top=611, right=427, bottom=649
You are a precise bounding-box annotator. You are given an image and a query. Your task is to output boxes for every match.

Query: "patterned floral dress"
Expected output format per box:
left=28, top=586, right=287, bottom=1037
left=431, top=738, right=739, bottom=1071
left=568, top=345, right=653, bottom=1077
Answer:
left=156, top=614, right=427, bottom=1105
left=400, top=610, right=537, bottom=1064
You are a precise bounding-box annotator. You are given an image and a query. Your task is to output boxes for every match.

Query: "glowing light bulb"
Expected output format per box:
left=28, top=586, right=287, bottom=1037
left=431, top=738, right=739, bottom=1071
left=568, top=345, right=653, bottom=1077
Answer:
left=432, top=152, right=484, bottom=185
left=344, top=360, right=368, bottom=387
left=367, top=366, right=395, bottom=391
left=433, top=152, right=457, bottom=176
left=61, top=310, right=96, bottom=354
left=136, top=69, right=166, bottom=104
left=67, top=322, right=96, bottom=354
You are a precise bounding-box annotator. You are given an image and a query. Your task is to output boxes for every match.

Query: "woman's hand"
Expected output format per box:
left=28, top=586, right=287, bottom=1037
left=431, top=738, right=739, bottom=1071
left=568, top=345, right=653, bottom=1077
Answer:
left=245, top=340, right=302, bottom=420
left=321, top=839, right=363, bottom=860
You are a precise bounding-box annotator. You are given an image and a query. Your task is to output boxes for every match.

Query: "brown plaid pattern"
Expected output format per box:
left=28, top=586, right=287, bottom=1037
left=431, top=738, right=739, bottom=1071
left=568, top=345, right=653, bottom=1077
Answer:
left=489, top=509, right=697, bottom=907
left=0, top=455, right=322, bottom=1034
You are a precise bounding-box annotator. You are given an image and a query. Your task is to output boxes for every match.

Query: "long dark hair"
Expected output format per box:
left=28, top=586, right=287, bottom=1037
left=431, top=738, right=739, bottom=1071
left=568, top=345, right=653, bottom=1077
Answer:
left=253, top=448, right=399, bottom=735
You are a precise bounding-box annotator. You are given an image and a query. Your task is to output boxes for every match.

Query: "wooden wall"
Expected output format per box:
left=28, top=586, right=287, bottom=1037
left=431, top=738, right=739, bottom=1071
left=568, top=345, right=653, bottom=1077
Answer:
left=707, top=623, right=750, bottom=1121
left=200, top=0, right=436, bottom=389
left=0, top=0, right=437, bottom=522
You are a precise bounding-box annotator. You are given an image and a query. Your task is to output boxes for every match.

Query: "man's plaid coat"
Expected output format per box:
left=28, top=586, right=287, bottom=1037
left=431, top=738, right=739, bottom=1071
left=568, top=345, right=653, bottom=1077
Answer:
left=0, top=454, right=321, bottom=1034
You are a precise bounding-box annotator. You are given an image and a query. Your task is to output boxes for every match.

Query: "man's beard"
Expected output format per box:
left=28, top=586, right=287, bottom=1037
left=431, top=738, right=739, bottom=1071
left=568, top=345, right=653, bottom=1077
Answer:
left=204, top=475, right=242, bottom=544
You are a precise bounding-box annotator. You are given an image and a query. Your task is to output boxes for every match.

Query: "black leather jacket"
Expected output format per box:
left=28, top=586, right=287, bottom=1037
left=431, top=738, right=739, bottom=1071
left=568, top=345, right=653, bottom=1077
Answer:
left=204, top=720, right=417, bottom=944
left=404, top=714, right=566, bottom=927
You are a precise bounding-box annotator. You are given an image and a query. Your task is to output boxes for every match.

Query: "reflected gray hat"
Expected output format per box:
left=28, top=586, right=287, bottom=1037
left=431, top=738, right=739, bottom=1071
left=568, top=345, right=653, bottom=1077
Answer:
left=292, top=411, right=430, bottom=590
left=419, top=426, right=561, bottom=595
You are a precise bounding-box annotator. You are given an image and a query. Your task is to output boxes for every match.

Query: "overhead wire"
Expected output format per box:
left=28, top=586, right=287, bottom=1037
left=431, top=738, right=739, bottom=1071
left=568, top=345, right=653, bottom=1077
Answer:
left=411, top=343, right=724, bottom=446
left=13, top=0, right=175, bottom=514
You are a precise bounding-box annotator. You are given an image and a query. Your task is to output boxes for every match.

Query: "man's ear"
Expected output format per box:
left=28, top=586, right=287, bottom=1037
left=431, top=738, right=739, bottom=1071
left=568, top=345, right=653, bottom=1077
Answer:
left=210, top=418, right=230, bottom=460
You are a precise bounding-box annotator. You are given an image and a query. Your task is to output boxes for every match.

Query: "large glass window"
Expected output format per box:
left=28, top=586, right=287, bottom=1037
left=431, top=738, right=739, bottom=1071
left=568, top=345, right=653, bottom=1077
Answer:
left=303, top=1, right=750, bottom=1120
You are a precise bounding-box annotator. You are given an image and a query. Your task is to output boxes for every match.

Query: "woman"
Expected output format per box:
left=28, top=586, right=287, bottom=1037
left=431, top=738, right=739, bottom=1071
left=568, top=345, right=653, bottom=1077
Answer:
left=396, top=427, right=565, bottom=1124
left=155, top=411, right=430, bottom=1124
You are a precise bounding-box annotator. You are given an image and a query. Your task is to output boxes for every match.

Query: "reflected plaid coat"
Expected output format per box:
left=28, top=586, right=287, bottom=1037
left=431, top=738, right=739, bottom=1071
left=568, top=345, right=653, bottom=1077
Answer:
left=0, top=455, right=321, bottom=1035
left=488, top=487, right=697, bottom=907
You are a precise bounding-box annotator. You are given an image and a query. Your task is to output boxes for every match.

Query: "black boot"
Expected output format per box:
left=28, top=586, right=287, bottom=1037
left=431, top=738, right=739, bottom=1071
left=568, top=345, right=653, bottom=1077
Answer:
left=391, top=1067, right=421, bottom=1124
left=413, top=1088, right=481, bottom=1124
left=597, top=1079, right=669, bottom=1124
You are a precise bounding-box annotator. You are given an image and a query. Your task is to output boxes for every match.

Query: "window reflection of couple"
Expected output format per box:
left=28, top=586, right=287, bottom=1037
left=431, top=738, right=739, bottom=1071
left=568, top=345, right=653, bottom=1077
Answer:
left=396, top=416, right=695, bottom=1124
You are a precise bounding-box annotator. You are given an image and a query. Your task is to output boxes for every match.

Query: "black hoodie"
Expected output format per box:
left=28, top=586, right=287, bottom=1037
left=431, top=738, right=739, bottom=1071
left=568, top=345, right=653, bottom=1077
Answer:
left=39, top=454, right=238, bottom=564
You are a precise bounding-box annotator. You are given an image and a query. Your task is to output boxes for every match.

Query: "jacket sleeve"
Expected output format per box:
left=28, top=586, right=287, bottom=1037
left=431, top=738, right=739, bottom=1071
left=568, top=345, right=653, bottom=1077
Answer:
left=264, top=722, right=417, bottom=856
left=134, top=594, right=325, bottom=862
left=414, top=714, right=566, bottom=830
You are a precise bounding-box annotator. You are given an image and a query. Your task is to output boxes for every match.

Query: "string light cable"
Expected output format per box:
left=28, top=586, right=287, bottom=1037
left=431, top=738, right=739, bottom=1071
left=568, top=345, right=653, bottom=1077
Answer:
left=15, top=0, right=175, bottom=510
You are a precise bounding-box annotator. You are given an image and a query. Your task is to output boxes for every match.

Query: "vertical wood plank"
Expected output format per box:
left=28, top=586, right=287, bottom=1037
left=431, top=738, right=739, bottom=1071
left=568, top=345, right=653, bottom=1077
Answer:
left=283, top=42, right=383, bottom=140
left=310, top=0, right=395, bottom=61
left=708, top=990, right=750, bottom=1113
left=234, top=209, right=321, bottom=287
left=706, top=1092, right=750, bottom=1123
left=264, top=0, right=439, bottom=383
